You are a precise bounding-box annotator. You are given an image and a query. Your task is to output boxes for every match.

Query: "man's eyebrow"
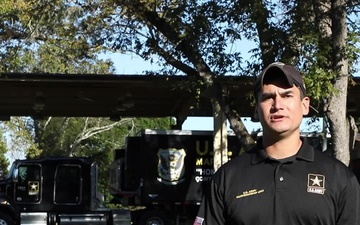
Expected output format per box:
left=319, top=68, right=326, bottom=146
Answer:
left=281, top=89, right=294, bottom=95
left=260, top=92, right=275, bottom=99
left=261, top=89, right=294, bottom=98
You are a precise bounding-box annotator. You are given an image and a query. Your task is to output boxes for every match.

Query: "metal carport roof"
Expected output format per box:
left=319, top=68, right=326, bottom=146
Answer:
left=0, top=73, right=359, bottom=123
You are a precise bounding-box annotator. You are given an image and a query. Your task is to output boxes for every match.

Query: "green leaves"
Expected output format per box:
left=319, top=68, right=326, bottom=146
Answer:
left=305, top=67, right=337, bottom=102
left=0, top=129, right=9, bottom=178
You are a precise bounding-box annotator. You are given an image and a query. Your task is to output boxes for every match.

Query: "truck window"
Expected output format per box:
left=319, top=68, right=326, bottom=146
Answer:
left=54, top=165, right=81, bottom=204
left=18, top=165, right=40, bottom=182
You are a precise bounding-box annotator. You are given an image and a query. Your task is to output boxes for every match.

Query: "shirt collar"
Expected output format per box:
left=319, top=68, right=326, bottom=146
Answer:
left=251, top=137, right=315, bottom=164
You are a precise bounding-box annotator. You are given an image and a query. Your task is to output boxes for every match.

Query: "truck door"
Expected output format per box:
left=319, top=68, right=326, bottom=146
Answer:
left=54, top=164, right=82, bottom=204
left=15, top=164, right=41, bottom=203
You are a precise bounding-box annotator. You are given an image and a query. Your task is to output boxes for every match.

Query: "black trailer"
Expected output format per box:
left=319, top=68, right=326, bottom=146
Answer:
left=109, top=129, right=242, bottom=225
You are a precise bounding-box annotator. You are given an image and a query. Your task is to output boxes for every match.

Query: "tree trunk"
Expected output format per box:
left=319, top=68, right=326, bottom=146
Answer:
left=325, top=0, right=350, bottom=165
left=212, top=100, right=228, bottom=171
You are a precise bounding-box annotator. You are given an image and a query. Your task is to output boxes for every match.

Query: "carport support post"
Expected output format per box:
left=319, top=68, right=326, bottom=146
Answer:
left=212, top=100, right=228, bottom=172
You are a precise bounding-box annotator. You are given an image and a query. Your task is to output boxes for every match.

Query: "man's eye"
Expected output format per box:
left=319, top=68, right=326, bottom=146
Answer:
left=261, top=96, right=274, bottom=102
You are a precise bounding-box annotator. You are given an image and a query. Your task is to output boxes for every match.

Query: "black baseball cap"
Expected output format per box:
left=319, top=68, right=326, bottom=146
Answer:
left=254, top=62, right=306, bottom=99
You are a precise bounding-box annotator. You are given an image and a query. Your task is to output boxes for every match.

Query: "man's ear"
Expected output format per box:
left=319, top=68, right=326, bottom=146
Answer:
left=302, top=96, right=310, bottom=116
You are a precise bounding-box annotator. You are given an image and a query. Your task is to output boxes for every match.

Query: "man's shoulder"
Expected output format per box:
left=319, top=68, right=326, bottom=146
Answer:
left=225, top=151, right=253, bottom=165
left=313, top=149, right=355, bottom=176
left=214, top=151, right=253, bottom=175
left=313, top=148, right=344, bottom=164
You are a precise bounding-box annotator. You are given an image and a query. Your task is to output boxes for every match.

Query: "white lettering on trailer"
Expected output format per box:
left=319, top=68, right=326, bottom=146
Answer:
left=194, top=168, right=214, bottom=182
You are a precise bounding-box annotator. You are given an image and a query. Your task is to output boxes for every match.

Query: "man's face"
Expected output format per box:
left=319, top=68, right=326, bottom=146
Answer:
left=256, top=77, right=310, bottom=136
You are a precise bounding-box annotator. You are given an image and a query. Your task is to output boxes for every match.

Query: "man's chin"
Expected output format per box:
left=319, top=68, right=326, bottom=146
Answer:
left=267, top=127, right=292, bottom=135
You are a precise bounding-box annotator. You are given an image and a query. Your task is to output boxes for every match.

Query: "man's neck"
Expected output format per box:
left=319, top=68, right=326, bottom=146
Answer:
left=262, top=132, right=302, bottom=159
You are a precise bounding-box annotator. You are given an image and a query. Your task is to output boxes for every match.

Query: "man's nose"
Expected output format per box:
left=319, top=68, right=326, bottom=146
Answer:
left=272, top=95, right=284, bottom=110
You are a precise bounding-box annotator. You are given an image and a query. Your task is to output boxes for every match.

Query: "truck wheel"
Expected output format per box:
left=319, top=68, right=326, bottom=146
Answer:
left=0, top=212, right=13, bottom=225
left=138, top=210, right=173, bottom=225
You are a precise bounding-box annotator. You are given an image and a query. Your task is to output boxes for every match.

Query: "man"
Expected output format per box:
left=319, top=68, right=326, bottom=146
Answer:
left=194, top=62, right=360, bottom=225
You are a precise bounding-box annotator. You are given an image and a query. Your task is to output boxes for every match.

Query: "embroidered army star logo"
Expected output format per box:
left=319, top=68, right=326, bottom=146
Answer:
left=307, top=174, right=326, bottom=195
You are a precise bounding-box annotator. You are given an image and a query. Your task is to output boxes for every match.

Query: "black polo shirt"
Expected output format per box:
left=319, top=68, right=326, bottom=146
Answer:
left=196, top=138, right=360, bottom=225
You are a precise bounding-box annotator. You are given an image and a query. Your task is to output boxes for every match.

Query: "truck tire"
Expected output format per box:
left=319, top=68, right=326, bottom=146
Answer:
left=0, top=212, right=13, bottom=225
left=138, top=210, right=173, bottom=225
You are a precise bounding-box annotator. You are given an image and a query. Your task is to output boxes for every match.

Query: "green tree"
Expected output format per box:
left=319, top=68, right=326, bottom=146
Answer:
left=0, top=0, right=115, bottom=74
left=0, top=128, right=10, bottom=178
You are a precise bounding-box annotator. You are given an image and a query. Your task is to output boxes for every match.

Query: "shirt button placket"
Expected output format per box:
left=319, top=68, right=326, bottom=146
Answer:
left=274, top=164, right=285, bottom=189
left=274, top=163, right=285, bottom=224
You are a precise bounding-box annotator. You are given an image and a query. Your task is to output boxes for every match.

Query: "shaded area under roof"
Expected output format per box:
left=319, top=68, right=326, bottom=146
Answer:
left=0, top=73, right=359, bottom=122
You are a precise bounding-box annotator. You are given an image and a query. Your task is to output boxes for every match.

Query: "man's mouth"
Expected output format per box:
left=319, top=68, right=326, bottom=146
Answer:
left=271, top=115, right=285, bottom=121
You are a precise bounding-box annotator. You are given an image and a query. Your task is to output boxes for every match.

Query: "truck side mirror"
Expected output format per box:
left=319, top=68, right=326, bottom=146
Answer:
left=12, top=168, right=19, bottom=183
